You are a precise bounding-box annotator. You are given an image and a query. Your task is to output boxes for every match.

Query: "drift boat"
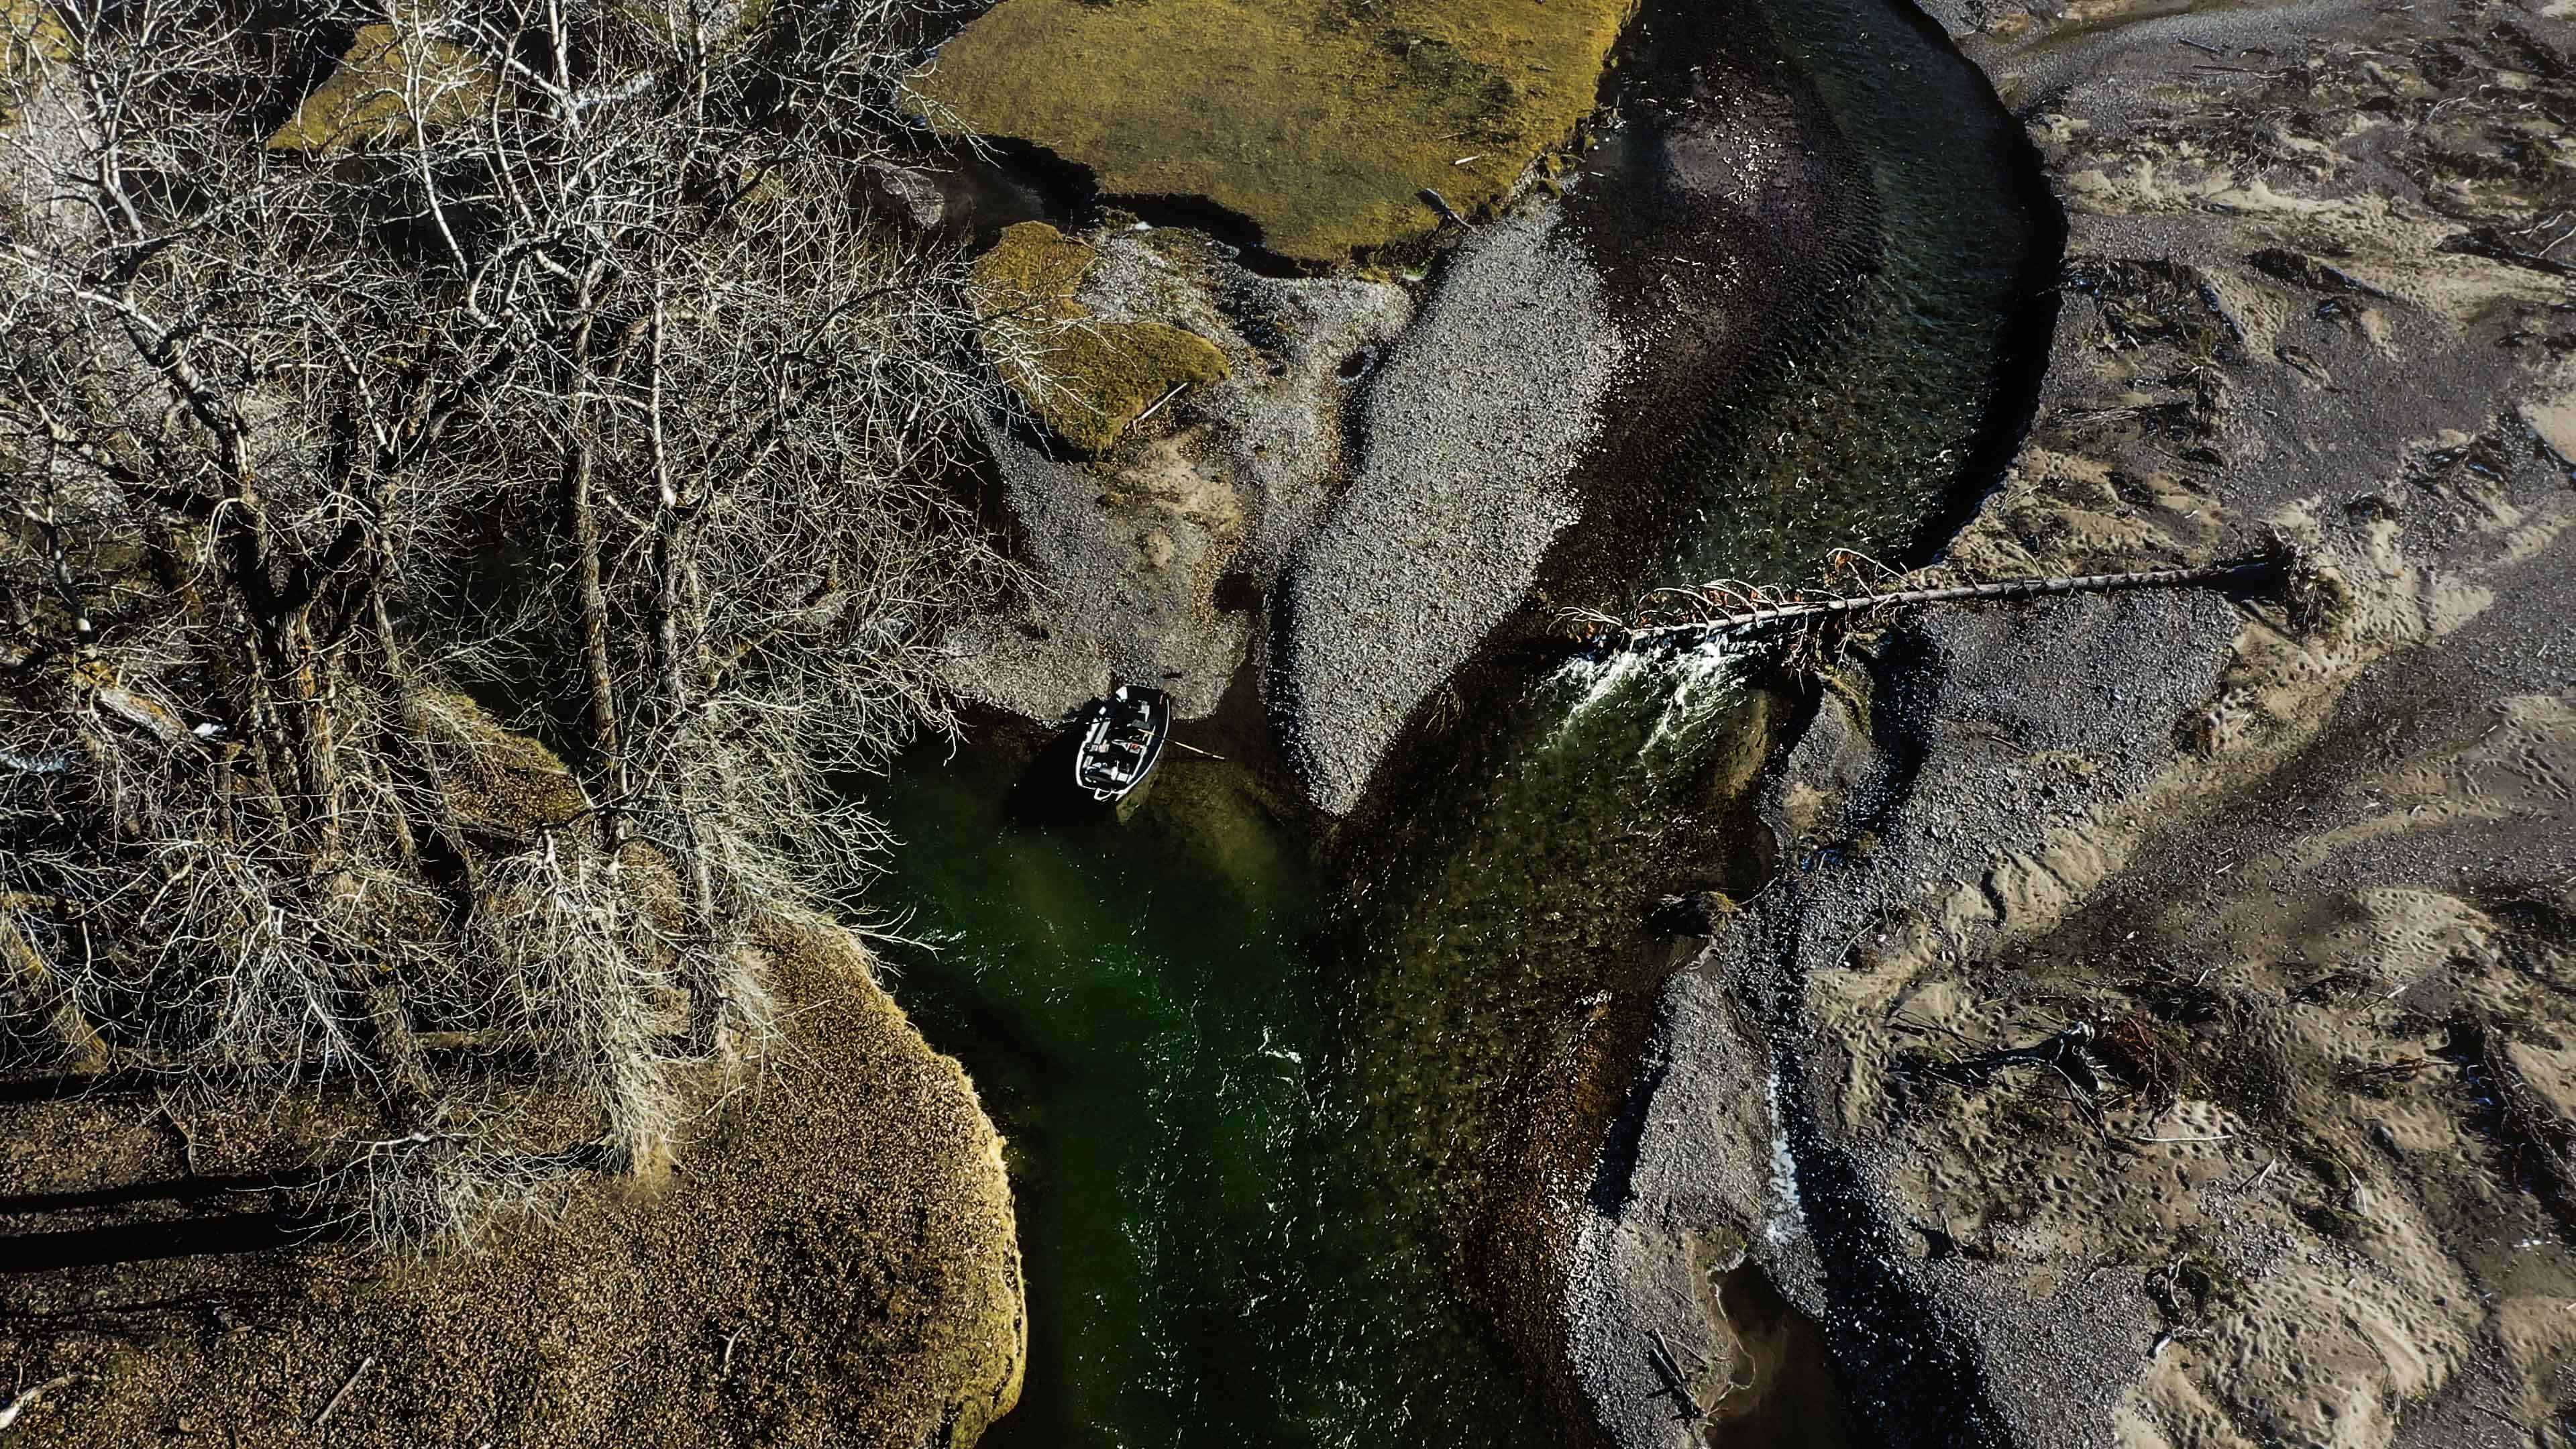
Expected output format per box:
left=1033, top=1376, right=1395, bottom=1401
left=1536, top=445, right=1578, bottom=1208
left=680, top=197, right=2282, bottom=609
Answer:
left=1073, top=684, right=1171, bottom=810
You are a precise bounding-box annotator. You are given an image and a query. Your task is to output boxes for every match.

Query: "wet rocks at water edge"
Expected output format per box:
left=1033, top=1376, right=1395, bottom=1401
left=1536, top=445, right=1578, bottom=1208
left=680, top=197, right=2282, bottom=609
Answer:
left=1648, top=890, right=1735, bottom=938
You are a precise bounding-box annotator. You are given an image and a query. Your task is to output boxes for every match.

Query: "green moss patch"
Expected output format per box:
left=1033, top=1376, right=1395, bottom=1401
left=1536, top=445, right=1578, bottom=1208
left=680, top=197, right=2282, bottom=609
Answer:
left=266, top=23, right=493, bottom=154
left=910, top=0, right=1635, bottom=262
left=1, top=0, right=65, bottom=74
left=400, top=690, right=592, bottom=835
left=971, top=221, right=1230, bottom=457
left=1, top=0, right=67, bottom=124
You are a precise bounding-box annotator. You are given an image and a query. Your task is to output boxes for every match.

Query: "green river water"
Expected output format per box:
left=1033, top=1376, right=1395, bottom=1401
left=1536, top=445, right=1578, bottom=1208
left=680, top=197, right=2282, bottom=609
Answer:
left=863, top=0, right=2058, bottom=1440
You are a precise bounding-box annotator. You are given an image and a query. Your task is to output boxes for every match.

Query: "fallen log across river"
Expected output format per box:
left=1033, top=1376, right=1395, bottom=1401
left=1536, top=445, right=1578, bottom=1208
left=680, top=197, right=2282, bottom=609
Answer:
left=1591, top=551, right=2287, bottom=653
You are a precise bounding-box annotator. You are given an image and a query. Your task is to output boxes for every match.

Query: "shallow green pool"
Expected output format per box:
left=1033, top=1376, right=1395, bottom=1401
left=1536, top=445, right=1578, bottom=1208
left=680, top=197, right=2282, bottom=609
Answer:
left=864, top=0, right=2058, bottom=1438
left=871, top=745, right=1555, bottom=1446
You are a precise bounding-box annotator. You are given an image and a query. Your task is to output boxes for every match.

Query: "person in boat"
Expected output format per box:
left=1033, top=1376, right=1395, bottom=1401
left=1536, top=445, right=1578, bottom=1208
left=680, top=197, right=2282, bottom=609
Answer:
left=1076, top=682, right=1169, bottom=802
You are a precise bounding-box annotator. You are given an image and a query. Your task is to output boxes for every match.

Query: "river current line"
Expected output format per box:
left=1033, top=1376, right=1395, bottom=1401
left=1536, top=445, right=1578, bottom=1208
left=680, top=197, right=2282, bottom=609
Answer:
left=865, top=0, right=2061, bottom=1440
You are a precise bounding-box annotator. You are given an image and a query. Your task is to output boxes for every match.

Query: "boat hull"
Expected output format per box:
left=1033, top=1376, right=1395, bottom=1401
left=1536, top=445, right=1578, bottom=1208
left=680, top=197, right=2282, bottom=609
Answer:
left=1070, top=684, right=1172, bottom=812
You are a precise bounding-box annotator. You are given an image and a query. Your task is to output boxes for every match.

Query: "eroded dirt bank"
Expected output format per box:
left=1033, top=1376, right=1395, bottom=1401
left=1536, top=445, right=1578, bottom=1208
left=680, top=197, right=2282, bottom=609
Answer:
left=1566, top=0, right=2576, bottom=1444
left=0, top=914, right=1025, bottom=1447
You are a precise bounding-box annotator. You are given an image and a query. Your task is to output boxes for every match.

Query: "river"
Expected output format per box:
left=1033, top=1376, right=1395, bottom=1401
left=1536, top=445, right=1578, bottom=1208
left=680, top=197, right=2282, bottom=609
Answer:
left=862, top=0, right=2060, bottom=1439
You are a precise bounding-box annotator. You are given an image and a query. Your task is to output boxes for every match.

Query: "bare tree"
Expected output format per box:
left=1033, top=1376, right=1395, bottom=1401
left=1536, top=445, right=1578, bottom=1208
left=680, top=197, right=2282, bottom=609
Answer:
left=0, top=0, right=1012, bottom=1246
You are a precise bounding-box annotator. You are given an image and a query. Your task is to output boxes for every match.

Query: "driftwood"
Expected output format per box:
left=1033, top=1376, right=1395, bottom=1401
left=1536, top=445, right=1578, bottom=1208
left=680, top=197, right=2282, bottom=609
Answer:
left=2461, top=1015, right=2576, bottom=1222
left=1894, top=1020, right=2136, bottom=1137
left=1643, top=1328, right=1709, bottom=1423
left=1899, top=1022, right=2102, bottom=1099
left=0, top=1375, right=78, bottom=1432
left=1131, top=381, right=1189, bottom=427
left=1580, top=553, right=2282, bottom=654
left=313, top=1356, right=376, bottom=1429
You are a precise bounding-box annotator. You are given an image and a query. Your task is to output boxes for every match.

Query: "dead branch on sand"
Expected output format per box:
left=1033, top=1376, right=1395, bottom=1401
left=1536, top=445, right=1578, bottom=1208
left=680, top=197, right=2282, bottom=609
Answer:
left=0, top=1375, right=80, bottom=1431
left=2459, top=1014, right=2576, bottom=1222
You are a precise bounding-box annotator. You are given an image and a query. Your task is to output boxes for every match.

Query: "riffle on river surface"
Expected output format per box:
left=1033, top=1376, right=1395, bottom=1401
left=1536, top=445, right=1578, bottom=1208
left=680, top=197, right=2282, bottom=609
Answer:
left=863, top=0, right=2060, bottom=1438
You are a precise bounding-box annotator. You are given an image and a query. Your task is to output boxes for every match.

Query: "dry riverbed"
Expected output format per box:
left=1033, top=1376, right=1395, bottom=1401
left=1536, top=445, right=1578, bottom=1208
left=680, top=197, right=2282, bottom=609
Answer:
left=1566, top=0, right=2576, bottom=1444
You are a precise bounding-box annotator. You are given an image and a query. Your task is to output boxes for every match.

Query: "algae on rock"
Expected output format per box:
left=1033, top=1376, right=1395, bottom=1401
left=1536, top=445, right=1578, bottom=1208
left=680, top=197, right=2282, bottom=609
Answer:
left=1, top=0, right=65, bottom=74
left=266, top=23, right=493, bottom=154
left=910, top=0, right=1634, bottom=262
left=971, top=220, right=1230, bottom=457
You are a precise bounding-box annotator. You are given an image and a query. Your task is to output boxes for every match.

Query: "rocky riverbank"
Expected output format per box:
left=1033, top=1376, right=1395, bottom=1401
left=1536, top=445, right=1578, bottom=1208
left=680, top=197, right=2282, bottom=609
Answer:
left=938, top=219, right=1413, bottom=723
left=912, top=0, right=1654, bottom=766
left=928, top=175, right=1635, bottom=798
left=932, top=0, right=1872, bottom=822
left=1275, top=211, right=1626, bottom=814
left=1566, top=0, right=2576, bottom=1444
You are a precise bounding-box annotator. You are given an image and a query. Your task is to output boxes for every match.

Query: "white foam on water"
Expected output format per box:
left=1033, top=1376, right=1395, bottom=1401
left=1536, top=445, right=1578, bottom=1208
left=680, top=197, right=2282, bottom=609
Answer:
left=1544, top=649, right=1650, bottom=748
left=1543, top=640, right=1749, bottom=759
left=1638, top=641, right=1747, bottom=759
left=1764, top=1065, right=1807, bottom=1249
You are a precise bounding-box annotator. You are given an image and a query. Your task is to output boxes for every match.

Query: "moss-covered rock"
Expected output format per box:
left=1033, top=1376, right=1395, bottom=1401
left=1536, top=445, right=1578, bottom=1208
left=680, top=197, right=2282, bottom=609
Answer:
left=910, top=0, right=1635, bottom=262
left=971, top=221, right=1230, bottom=457
left=400, top=689, right=593, bottom=836
left=1, top=0, right=66, bottom=74
left=1, top=0, right=66, bottom=127
left=266, top=23, right=493, bottom=154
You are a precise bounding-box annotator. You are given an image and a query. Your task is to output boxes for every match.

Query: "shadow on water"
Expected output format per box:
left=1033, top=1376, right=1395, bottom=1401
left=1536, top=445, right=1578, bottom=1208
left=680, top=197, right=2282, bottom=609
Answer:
left=863, top=0, right=2063, bottom=1440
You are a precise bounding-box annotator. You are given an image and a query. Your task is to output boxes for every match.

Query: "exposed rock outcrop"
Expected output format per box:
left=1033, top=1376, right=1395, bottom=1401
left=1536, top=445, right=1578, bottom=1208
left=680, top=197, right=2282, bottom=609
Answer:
left=971, top=221, right=1233, bottom=460
left=265, top=23, right=492, bottom=154
left=945, top=222, right=1411, bottom=722
left=908, top=0, right=1635, bottom=262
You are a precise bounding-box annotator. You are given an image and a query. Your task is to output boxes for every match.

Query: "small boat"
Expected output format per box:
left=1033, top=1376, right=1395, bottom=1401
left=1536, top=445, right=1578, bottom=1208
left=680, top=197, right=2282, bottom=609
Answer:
left=1072, top=684, right=1171, bottom=808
